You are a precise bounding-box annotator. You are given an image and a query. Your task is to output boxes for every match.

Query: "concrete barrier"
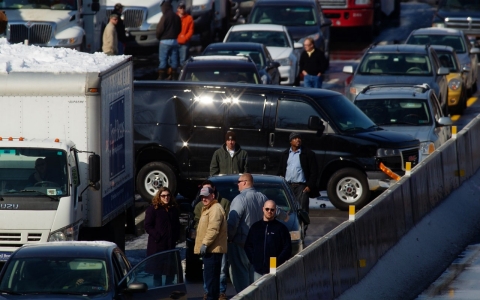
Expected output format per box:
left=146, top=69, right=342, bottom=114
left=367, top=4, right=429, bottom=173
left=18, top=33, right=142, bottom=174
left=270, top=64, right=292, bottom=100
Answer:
left=455, top=129, right=473, bottom=184
left=438, top=139, right=460, bottom=196
left=275, top=255, right=307, bottom=300
left=352, top=205, right=378, bottom=280
left=468, top=116, right=480, bottom=171
left=301, top=238, right=334, bottom=299
left=408, top=157, right=431, bottom=224
left=230, top=274, right=277, bottom=300
left=423, top=150, right=445, bottom=208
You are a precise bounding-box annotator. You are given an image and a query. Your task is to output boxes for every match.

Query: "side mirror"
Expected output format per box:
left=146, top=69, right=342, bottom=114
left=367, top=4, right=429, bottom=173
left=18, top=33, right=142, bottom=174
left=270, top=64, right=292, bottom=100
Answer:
left=89, top=154, right=100, bottom=184
left=470, top=47, right=480, bottom=54
left=437, top=66, right=450, bottom=76
left=343, top=65, right=354, bottom=74
left=308, top=116, right=326, bottom=133
left=437, top=116, right=453, bottom=126
left=293, top=42, right=303, bottom=49
left=125, top=282, right=148, bottom=293
left=322, top=18, right=332, bottom=28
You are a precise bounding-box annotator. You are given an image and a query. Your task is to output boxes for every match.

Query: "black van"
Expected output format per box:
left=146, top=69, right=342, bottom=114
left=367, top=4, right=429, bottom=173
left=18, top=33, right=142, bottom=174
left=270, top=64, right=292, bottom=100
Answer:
left=133, top=81, right=420, bottom=210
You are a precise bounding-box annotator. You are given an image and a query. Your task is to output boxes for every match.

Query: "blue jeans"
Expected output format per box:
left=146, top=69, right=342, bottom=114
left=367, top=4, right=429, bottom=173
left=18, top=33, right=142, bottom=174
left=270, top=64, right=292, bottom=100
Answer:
left=179, top=43, right=189, bottom=67
left=203, top=253, right=223, bottom=300
left=158, top=39, right=179, bottom=70
left=228, top=243, right=254, bottom=293
left=304, top=74, right=323, bottom=88
left=204, top=253, right=228, bottom=294
left=117, top=41, right=124, bottom=55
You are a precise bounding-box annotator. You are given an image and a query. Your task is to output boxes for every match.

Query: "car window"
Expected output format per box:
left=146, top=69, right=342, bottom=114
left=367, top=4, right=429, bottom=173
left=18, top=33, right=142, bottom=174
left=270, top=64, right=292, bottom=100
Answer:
left=184, top=69, right=259, bottom=83
left=203, top=50, right=265, bottom=68
left=227, top=93, right=266, bottom=130
left=355, top=98, right=432, bottom=126
left=359, top=53, right=432, bottom=75
left=226, top=30, right=290, bottom=48
left=408, top=35, right=466, bottom=53
left=250, top=5, right=317, bottom=26
left=437, top=52, right=460, bottom=72
left=276, top=100, right=321, bottom=130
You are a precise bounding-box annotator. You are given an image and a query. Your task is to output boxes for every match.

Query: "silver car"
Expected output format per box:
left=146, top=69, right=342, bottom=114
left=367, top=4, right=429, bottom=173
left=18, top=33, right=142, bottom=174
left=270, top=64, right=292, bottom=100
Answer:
left=354, top=84, right=452, bottom=162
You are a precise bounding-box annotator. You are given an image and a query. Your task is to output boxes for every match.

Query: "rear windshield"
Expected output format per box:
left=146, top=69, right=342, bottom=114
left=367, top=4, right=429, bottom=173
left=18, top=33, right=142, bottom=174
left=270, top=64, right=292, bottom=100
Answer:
left=250, top=5, right=317, bottom=26
left=226, top=31, right=291, bottom=48
left=407, top=34, right=466, bottom=53
left=181, top=67, right=260, bottom=83
left=358, top=53, right=432, bottom=76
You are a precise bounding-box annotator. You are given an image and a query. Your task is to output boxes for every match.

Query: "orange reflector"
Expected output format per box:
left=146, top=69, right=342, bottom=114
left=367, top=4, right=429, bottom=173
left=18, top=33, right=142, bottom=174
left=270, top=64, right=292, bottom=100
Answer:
left=89, top=88, right=98, bottom=93
left=19, top=137, right=24, bottom=141
left=55, top=138, right=60, bottom=142
left=0, top=137, right=2, bottom=141
left=428, top=143, right=435, bottom=154
left=379, top=162, right=402, bottom=181
left=8, top=137, right=13, bottom=141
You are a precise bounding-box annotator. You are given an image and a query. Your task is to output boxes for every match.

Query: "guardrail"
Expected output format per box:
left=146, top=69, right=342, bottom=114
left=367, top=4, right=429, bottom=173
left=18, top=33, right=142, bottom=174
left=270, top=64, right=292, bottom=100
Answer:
left=231, top=114, right=480, bottom=300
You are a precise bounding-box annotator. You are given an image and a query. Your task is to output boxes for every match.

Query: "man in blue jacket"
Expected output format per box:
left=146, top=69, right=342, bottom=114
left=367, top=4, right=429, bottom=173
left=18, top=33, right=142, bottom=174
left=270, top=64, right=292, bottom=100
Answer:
left=244, top=200, right=292, bottom=280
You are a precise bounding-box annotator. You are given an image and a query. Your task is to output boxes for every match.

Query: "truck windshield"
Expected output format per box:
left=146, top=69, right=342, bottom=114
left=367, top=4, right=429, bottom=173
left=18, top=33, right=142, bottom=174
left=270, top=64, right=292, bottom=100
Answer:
left=250, top=6, right=318, bottom=27
left=0, top=148, right=68, bottom=197
left=0, top=0, right=77, bottom=10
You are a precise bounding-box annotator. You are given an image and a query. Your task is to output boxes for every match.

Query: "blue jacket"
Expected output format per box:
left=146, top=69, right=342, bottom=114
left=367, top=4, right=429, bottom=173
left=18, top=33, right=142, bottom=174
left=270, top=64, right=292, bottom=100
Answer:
left=244, top=219, right=292, bottom=275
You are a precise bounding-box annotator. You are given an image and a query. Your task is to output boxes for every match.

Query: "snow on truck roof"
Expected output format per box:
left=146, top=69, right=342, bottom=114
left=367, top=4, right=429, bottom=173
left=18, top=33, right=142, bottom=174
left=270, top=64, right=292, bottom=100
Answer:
left=0, top=38, right=128, bottom=74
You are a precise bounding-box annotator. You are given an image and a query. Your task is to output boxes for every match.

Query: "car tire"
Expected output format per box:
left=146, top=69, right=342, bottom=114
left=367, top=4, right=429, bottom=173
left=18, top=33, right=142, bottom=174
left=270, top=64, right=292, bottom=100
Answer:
left=327, top=168, right=371, bottom=211
left=136, top=162, right=177, bottom=202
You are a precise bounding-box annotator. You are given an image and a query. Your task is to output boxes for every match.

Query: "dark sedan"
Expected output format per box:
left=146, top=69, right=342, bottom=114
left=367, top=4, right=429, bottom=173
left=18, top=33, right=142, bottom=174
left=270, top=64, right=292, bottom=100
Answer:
left=184, top=174, right=309, bottom=279
left=0, top=241, right=186, bottom=300
left=202, top=42, right=281, bottom=85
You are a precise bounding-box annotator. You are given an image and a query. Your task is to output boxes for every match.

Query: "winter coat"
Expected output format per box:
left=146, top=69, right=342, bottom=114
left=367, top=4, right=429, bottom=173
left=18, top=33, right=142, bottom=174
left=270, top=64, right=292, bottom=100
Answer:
left=210, top=143, right=248, bottom=176
left=244, top=219, right=292, bottom=275
left=156, top=2, right=181, bottom=40
left=102, top=22, right=118, bottom=55
left=145, top=204, right=180, bottom=256
left=193, top=191, right=230, bottom=229
left=299, top=48, right=327, bottom=76
left=278, top=146, right=320, bottom=198
left=177, top=13, right=194, bottom=45
left=227, top=187, right=267, bottom=245
left=194, top=200, right=228, bottom=254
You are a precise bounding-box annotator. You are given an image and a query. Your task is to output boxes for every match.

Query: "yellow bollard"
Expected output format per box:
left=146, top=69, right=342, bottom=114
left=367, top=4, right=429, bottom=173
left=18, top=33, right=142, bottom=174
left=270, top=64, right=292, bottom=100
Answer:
left=349, top=205, right=355, bottom=221
left=405, top=162, right=411, bottom=176
left=452, top=125, right=457, bottom=139
left=270, top=257, right=277, bottom=274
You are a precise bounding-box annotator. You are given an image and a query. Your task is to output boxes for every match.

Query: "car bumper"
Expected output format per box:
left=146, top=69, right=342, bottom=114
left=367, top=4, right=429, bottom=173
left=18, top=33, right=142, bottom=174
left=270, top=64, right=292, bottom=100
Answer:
left=366, top=171, right=398, bottom=190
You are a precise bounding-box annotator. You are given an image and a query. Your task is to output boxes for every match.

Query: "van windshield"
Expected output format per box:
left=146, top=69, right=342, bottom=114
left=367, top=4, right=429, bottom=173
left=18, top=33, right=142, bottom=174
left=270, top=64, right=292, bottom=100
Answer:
left=0, top=0, right=77, bottom=10
left=317, top=95, right=377, bottom=132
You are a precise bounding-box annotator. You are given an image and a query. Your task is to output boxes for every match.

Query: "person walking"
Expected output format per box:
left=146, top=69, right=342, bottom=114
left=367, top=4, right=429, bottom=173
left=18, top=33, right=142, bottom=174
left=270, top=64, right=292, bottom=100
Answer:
left=102, top=14, right=119, bottom=55
left=278, top=132, right=319, bottom=214
left=176, top=1, right=194, bottom=67
left=195, top=186, right=228, bottom=300
left=244, top=200, right=292, bottom=281
left=210, top=131, right=248, bottom=176
left=112, top=3, right=127, bottom=55
left=144, top=187, right=181, bottom=286
left=299, top=37, right=327, bottom=88
left=156, top=0, right=181, bottom=80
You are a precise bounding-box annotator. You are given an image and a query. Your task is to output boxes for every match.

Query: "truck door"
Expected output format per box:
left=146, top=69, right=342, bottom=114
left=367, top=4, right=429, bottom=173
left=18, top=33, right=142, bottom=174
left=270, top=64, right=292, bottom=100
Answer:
left=266, top=97, right=327, bottom=175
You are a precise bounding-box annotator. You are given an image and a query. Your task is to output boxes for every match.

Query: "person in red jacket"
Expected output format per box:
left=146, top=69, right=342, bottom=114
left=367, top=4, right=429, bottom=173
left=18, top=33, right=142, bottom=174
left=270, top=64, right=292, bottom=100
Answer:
left=176, top=2, right=194, bottom=67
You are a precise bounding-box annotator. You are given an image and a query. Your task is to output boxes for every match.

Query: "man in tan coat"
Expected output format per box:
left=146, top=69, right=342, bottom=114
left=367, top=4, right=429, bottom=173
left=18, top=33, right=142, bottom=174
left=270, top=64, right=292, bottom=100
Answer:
left=102, top=14, right=119, bottom=55
left=195, top=186, right=227, bottom=300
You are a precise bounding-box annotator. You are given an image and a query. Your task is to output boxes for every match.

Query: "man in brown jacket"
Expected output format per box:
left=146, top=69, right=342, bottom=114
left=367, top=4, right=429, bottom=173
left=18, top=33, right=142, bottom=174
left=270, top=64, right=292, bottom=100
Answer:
left=195, top=186, right=227, bottom=300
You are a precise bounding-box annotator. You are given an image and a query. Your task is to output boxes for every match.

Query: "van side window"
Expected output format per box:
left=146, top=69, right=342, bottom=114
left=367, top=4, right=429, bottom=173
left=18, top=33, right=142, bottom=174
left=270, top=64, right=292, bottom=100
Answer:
left=193, top=93, right=225, bottom=127
left=276, top=100, right=320, bottom=130
left=228, top=94, right=266, bottom=130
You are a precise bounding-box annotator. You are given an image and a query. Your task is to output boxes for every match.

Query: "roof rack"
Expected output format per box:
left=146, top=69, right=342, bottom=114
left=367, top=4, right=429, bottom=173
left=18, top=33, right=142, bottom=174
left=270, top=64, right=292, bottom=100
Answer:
left=360, top=83, right=431, bottom=94
left=189, top=55, right=253, bottom=62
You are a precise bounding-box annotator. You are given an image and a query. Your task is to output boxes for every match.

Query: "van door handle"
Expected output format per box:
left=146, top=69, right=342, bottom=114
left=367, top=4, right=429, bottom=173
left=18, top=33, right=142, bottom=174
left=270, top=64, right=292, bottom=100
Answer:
left=269, top=133, right=275, bottom=147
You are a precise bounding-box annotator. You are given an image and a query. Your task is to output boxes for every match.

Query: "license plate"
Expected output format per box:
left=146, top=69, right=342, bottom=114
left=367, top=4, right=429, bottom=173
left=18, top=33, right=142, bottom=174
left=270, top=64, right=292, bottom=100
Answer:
left=0, top=252, right=12, bottom=262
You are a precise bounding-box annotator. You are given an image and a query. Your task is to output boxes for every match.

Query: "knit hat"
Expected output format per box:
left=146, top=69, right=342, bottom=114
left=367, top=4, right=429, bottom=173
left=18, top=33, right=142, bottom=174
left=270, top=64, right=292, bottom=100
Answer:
left=178, top=1, right=186, bottom=8
left=289, top=132, right=301, bottom=141
left=225, top=131, right=236, bottom=141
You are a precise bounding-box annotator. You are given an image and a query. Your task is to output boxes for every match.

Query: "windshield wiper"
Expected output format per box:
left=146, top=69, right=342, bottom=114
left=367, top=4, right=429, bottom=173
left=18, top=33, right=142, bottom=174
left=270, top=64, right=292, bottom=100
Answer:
left=0, top=289, right=22, bottom=295
left=18, top=190, right=59, bottom=201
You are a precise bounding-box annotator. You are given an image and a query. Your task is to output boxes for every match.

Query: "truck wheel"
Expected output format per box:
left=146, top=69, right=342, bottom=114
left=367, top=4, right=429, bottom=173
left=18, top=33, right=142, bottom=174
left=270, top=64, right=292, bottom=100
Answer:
left=327, top=168, right=371, bottom=211
left=136, top=162, right=177, bottom=202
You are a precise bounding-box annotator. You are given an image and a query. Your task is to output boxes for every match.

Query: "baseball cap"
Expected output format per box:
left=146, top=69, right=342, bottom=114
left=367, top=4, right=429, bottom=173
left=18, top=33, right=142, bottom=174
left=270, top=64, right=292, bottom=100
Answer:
left=200, top=187, right=213, bottom=197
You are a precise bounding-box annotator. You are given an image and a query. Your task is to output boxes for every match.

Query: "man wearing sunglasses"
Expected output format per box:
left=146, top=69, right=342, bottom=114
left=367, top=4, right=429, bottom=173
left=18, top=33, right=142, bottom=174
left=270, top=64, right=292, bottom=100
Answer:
left=244, top=200, right=291, bottom=281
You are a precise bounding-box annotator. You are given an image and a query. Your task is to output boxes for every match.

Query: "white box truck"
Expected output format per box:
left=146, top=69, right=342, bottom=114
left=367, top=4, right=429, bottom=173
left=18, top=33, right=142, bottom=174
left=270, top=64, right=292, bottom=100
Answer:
left=0, top=40, right=134, bottom=262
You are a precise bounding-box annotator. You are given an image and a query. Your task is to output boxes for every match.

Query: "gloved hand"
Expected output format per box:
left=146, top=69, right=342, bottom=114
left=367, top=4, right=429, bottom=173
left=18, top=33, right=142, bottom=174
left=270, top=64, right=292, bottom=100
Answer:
left=200, top=244, right=207, bottom=256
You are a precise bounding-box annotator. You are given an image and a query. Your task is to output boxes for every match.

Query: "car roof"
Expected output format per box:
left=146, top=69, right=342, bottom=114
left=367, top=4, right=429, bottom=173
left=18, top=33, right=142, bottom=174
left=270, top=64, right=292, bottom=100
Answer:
left=209, top=174, right=287, bottom=185
left=184, top=57, right=257, bottom=68
left=411, top=27, right=463, bottom=36
left=229, top=24, right=287, bottom=32
left=11, top=241, right=117, bottom=259
left=204, top=42, right=264, bottom=51
left=430, top=45, right=455, bottom=53
left=355, top=84, right=432, bottom=101
left=367, top=44, right=430, bottom=54
left=255, top=0, right=316, bottom=5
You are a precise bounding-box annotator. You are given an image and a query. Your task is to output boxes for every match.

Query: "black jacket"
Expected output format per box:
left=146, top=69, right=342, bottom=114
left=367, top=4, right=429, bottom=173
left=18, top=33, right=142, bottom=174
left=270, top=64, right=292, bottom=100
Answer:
left=299, top=48, right=327, bottom=76
left=244, top=219, right=292, bottom=275
left=277, top=146, right=319, bottom=198
left=156, top=3, right=181, bottom=40
left=112, top=9, right=127, bottom=43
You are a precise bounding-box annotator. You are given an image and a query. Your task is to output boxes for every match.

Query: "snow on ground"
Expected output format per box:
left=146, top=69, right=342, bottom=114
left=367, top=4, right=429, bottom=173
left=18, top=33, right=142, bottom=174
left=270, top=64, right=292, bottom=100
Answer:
left=0, top=38, right=128, bottom=73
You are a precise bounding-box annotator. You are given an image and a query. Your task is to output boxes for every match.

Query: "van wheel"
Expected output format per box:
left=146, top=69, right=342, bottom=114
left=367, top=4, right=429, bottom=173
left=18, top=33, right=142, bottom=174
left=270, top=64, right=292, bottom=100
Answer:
left=136, top=162, right=177, bottom=202
left=327, top=168, right=371, bottom=211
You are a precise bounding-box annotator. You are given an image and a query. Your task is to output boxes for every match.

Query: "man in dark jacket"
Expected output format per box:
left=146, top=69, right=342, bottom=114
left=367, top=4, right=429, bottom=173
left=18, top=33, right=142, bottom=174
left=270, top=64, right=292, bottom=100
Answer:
left=277, top=132, right=319, bottom=214
left=244, top=200, right=291, bottom=280
left=299, top=37, right=327, bottom=88
left=112, top=3, right=127, bottom=55
left=210, top=131, right=248, bottom=176
left=156, top=0, right=181, bottom=80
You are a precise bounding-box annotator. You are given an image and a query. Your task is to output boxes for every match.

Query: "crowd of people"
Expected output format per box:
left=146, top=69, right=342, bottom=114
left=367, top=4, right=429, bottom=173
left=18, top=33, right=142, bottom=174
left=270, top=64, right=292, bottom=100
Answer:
left=144, top=130, right=317, bottom=300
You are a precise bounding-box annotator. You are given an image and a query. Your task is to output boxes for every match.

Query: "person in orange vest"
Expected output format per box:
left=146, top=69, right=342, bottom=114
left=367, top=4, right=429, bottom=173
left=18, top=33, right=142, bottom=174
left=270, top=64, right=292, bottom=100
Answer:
left=176, top=2, right=194, bottom=67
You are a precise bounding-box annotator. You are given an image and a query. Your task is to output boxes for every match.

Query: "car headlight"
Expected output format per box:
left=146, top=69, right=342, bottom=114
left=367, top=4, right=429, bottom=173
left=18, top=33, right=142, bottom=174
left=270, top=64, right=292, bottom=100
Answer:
left=48, top=224, right=79, bottom=242
left=276, top=57, right=292, bottom=66
left=448, top=78, right=462, bottom=91
left=420, top=142, right=435, bottom=155
left=376, top=148, right=401, bottom=157
left=290, top=231, right=301, bottom=241
left=57, top=38, right=77, bottom=45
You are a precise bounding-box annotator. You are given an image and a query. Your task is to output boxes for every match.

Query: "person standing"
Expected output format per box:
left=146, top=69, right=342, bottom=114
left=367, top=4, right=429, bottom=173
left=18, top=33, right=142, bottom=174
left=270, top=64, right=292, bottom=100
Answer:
left=176, top=2, right=194, bottom=67
left=156, top=0, right=181, bottom=80
left=244, top=200, right=292, bottom=281
left=102, top=14, right=119, bottom=55
left=227, top=173, right=266, bottom=293
left=299, top=37, right=327, bottom=88
left=278, top=132, right=319, bottom=214
left=210, top=131, right=248, bottom=176
left=195, top=187, right=228, bottom=300
left=112, top=3, right=127, bottom=55
left=145, top=187, right=181, bottom=286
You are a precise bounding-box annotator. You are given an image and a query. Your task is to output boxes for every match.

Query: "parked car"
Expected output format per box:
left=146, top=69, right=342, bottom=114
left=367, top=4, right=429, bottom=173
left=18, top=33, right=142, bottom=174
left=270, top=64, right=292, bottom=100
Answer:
left=133, top=81, right=420, bottom=209
left=354, top=84, right=452, bottom=163
left=432, top=45, right=469, bottom=114
left=203, top=42, right=281, bottom=84
left=247, top=0, right=332, bottom=66
left=223, top=24, right=302, bottom=85
left=0, top=241, right=187, bottom=300
left=343, top=44, right=450, bottom=115
left=405, top=27, right=480, bottom=96
left=178, top=55, right=261, bottom=84
left=184, top=174, right=309, bottom=279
